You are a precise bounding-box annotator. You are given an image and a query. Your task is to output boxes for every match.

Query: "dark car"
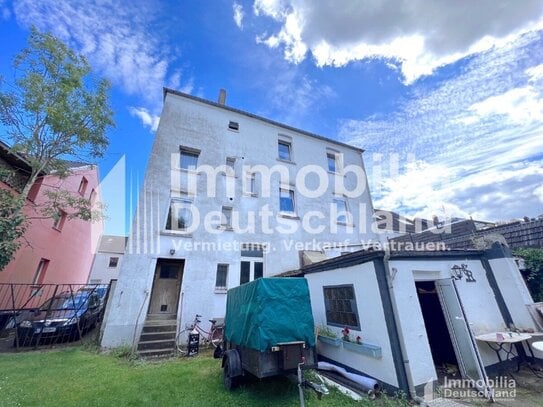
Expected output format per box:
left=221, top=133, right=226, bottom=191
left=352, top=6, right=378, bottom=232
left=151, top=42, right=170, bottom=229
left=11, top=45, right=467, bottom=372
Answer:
left=14, top=290, right=102, bottom=346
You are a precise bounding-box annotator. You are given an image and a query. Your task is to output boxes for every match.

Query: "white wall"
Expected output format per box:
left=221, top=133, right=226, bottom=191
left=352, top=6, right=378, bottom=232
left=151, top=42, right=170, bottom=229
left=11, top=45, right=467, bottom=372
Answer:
left=102, top=92, right=377, bottom=347
left=88, top=252, right=123, bottom=284
left=389, top=258, right=509, bottom=387
left=305, top=262, right=399, bottom=387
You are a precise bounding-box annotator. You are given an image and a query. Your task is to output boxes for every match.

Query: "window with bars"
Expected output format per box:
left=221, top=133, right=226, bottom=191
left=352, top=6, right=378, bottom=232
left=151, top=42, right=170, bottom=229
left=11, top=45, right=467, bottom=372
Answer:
left=323, top=284, right=360, bottom=329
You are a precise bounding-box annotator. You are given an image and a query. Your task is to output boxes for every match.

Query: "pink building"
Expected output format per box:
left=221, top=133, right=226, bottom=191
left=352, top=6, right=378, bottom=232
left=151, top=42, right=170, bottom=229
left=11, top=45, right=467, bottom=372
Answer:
left=0, top=143, right=102, bottom=286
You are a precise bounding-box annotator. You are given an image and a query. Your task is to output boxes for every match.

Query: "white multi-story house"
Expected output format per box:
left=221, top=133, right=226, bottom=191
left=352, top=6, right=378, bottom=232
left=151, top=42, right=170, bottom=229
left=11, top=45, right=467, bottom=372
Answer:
left=101, top=89, right=378, bottom=353
left=87, top=235, right=127, bottom=284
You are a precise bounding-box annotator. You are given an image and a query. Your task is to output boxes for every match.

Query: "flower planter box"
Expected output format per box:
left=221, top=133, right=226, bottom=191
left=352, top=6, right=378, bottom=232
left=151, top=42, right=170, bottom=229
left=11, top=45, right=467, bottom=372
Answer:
left=342, top=340, right=382, bottom=358
left=317, top=335, right=342, bottom=347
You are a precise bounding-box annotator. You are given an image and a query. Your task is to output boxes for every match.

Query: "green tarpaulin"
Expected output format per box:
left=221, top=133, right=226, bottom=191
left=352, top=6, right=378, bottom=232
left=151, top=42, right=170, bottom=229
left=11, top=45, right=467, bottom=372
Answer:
left=225, top=278, right=316, bottom=352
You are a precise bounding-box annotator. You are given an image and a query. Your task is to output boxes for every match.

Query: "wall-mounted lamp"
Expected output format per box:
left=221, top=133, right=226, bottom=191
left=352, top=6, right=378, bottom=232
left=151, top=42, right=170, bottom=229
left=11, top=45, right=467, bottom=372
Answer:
left=169, top=248, right=175, bottom=255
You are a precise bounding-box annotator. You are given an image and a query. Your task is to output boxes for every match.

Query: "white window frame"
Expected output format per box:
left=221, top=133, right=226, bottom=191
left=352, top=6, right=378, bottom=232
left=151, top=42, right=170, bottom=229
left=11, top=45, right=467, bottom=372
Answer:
left=333, top=195, right=351, bottom=225
left=221, top=206, right=233, bottom=229
left=215, top=263, right=229, bottom=292
left=164, top=197, right=194, bottom=234
left=326, top=148, right=342, bottom=174
left=243, top=171, right=257, bottom=196
left=239, top=244, right=265, bottom=285
left=179, top=146, right=200, bottom=171
left=279, top=186, right=296, bottom=215
left=108, top=257, right=119, bottom=268
left=278, top=135, right=294, bottom=162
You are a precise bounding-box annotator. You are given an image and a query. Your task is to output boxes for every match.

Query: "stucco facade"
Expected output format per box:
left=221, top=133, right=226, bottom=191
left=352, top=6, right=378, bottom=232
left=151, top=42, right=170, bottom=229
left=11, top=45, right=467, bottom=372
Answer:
left=87, top=235, right=127, bottom=284
left=101, top=89, right=378, bottom=348
left=0, top=165, right=102, bottom=287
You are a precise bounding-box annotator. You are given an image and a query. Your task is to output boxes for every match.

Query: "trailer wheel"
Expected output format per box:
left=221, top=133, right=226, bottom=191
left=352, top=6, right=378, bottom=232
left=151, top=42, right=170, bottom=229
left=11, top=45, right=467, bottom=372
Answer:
left=223, top=349, right=242, bottom=391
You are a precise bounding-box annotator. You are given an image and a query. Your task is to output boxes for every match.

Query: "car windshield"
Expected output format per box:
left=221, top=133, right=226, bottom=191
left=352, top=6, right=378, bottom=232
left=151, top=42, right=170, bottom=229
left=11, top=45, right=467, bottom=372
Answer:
left=41, top=293, right=90, bottom=311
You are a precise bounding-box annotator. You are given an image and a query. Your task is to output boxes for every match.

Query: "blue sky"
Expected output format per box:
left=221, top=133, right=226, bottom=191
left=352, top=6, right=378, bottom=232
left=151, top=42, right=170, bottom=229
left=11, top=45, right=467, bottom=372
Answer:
left=1, top=0, right=542, bottom=235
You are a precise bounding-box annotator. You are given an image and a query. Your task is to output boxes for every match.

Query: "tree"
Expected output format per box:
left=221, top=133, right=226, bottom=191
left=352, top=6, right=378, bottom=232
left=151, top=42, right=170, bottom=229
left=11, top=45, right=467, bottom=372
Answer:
left=514, top=248, right=543, bottom=302
left=0, top=27, right=114, bottom=270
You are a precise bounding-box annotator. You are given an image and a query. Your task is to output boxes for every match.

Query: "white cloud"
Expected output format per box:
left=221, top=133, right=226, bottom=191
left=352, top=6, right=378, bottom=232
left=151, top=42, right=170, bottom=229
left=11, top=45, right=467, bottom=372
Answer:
left=233, top=2, right=245, bottom=29
left=460, top=86, right=543, bottom=125
left=251, top=0, right=543, bottom=83
left=526, top=63, right=543, bottom=82
left=340, top=32, right=543, bottom=221
left=11, top=0, right=193, bottom=112
left=128, top=107, right=160, bottom=132
left=534, top=185, right=543, bottom=203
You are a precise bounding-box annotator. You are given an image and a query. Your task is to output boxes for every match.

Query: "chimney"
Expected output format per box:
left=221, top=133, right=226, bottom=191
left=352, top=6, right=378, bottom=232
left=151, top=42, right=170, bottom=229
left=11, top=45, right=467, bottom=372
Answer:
left=218, top=89, right=227, bottom=105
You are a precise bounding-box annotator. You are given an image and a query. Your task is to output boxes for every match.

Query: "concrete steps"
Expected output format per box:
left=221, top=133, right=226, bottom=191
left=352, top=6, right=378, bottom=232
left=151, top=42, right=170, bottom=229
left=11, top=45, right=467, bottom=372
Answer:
left=137, top=314, right=177, bottom=358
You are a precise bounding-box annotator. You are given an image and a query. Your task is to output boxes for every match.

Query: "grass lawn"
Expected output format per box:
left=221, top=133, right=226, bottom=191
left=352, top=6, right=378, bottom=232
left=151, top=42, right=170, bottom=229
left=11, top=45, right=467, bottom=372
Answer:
left=0, top=348, right=408, bottom=407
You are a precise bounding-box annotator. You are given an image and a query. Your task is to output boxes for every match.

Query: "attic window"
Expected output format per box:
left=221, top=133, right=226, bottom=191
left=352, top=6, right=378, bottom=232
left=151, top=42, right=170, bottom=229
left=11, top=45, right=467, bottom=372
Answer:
left=228, top=121, right=239, bottom=131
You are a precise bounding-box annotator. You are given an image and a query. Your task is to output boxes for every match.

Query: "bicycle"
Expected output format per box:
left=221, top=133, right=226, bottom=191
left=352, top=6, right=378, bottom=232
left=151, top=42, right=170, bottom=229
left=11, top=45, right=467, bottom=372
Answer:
left=176, top=314, right=223, bottom=354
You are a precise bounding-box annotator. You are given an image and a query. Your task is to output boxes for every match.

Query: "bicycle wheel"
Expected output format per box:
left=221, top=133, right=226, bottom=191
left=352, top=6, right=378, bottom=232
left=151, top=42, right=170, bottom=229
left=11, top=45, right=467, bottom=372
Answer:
left=210, top=326, right=223, bottom=348
left=176, top=328, right=189, bottom=354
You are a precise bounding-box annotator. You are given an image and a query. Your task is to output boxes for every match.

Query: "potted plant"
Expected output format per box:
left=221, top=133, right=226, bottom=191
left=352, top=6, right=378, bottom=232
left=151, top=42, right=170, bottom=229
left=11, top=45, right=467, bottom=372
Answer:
left=317, top=325, right=341, bottom=347
left=341, top=332, right=382, bottom=358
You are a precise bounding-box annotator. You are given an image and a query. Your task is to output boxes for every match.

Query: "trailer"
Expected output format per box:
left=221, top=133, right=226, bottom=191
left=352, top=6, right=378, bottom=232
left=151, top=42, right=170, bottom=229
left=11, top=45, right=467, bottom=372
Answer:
left=220, top=278, right=322, bottom=395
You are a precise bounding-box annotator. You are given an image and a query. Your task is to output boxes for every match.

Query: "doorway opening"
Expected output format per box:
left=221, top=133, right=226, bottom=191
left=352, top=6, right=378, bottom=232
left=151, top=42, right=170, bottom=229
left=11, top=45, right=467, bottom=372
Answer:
left=416, top=281, right=459, bottom=381
left=148, top=259, right=184, bottom=316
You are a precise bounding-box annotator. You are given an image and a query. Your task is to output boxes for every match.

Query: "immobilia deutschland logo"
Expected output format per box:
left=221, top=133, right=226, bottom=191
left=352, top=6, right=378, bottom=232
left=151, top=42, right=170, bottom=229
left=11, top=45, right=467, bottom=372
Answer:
left=424, top=376, right=516, bottom=402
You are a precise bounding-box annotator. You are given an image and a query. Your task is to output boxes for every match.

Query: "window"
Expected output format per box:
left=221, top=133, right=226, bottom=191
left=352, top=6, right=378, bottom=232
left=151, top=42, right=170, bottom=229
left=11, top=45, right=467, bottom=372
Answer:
left=179, top=147, right=200, bottom=170
left=159, top=264, right=179, bottom=279
left=221, top=206, right=233, bottom=228
left=78, top=177, right=88, bottom=195
left=240, top=261, right=251, bottom=285
left=323, top=285, right=360, bottom=329
left=278, top=140, right=292, bottom=161
left=244, top=172, right=256, bottom=195
left=108, top=257, right=119, bottom=268
left=52, top=210, right=67, bottom=231
left=27, top=177, right=43, bottom=202
left=89, top=189, right=97, bottom=205
left=254, top=262, right=263, bottom=279
left=228, top=121, right=239, bottom=131
left=280, top=188, right=295, bottom=213
left=333, top=197, right=350, bottom=224
left=327, top=152, right=337, bottom=172
left=215, top=264, right=228, bottom=290
left=165, top=199, right=193, bottom=232
left=240, top=245, right=264, bottom=285
left=32, top=259, right=50, bottom=285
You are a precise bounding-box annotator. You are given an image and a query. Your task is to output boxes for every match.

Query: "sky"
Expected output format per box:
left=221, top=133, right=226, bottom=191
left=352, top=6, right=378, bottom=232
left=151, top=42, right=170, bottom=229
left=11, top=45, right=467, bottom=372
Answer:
left=0, top=0, right=542, bottom=235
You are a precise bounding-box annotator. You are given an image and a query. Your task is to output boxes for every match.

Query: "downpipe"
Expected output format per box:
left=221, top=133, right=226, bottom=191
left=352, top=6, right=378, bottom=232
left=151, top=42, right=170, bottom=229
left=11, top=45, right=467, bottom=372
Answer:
left=383, top=247, right=427, bottom=406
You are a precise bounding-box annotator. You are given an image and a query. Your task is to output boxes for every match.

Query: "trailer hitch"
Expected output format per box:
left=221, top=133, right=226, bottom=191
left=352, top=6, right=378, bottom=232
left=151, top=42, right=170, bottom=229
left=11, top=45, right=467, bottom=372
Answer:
left=297, top=357, right=329, bottom=407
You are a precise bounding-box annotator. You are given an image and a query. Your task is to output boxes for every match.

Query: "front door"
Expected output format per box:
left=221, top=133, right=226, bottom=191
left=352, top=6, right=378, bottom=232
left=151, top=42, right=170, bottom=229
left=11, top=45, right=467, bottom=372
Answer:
left=435, top=278, right=493, bottom=399
left=148, top=260, right=184, bottom=315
